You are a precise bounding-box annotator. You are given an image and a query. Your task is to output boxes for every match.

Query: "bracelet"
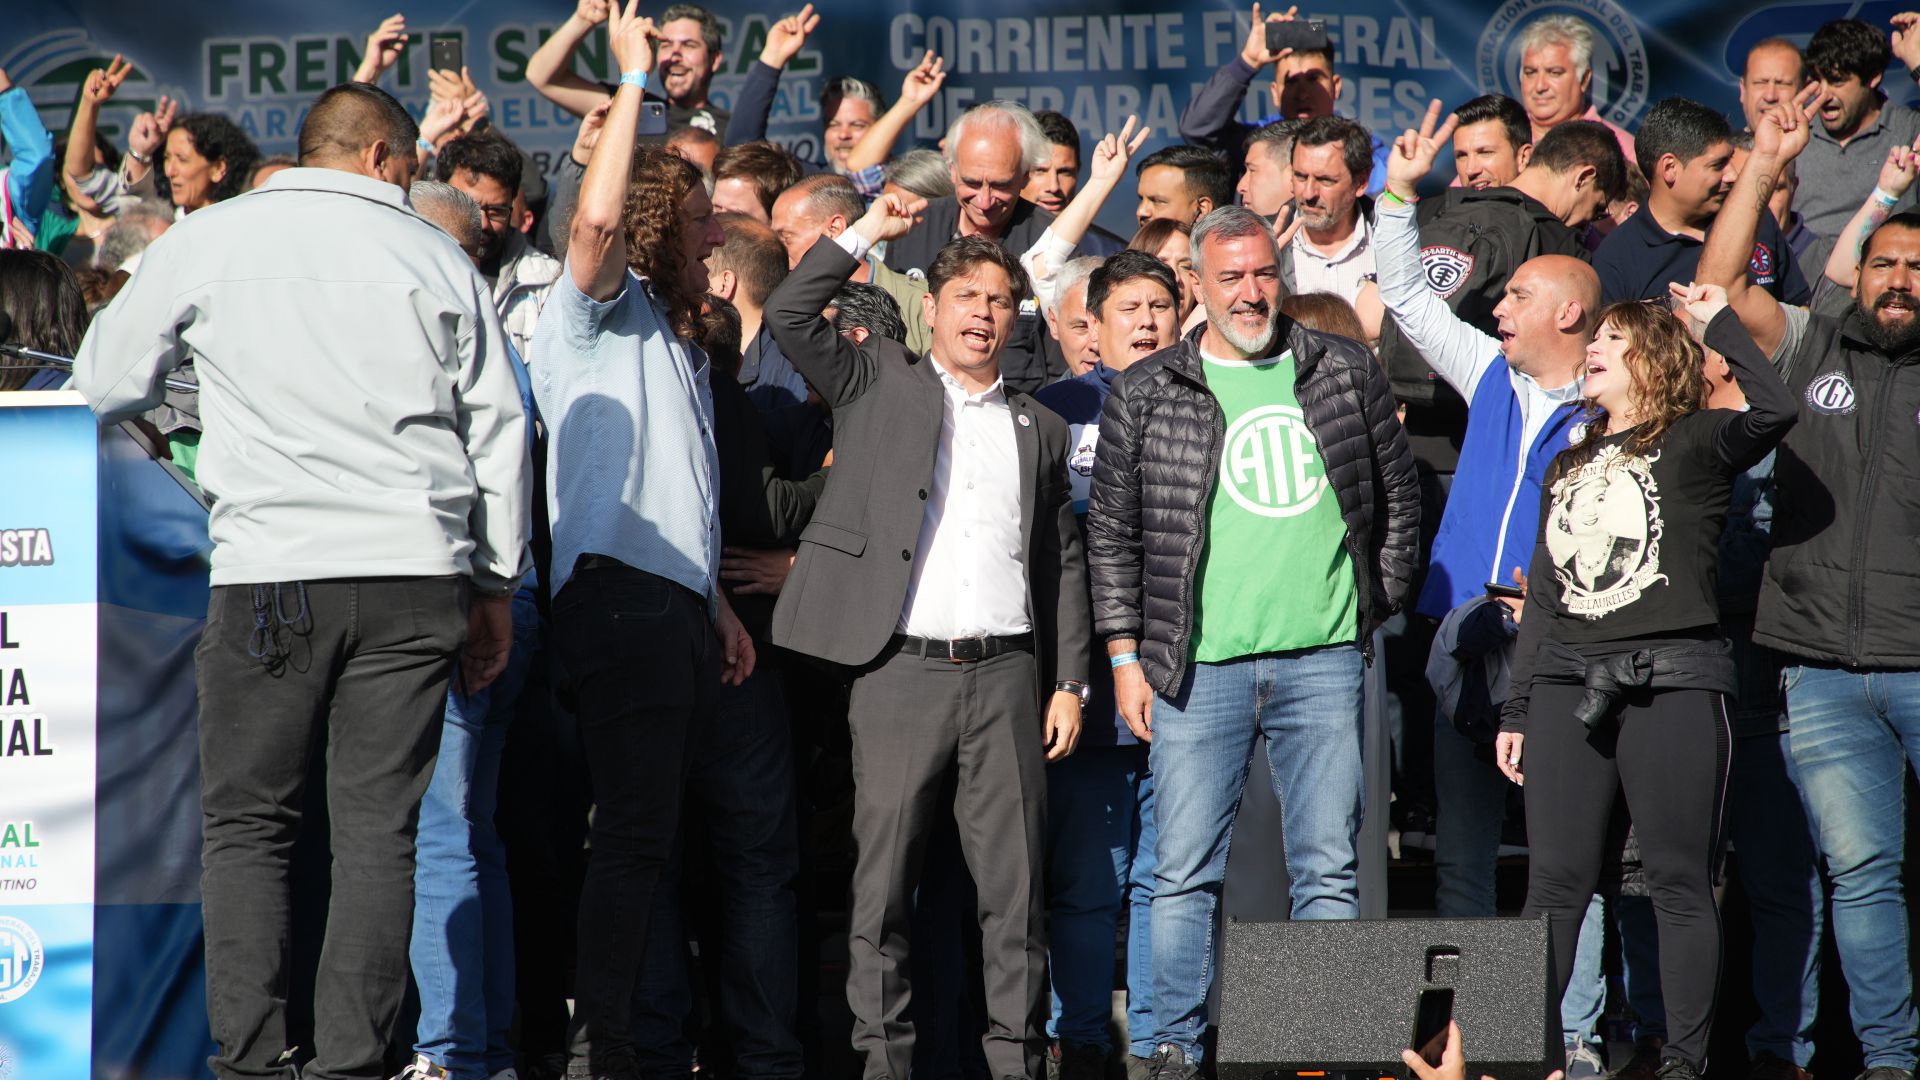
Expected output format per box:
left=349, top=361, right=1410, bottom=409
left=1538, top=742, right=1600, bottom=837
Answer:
left=128, top=149, right=151, bottom=165
left=1873, top=186, right=1901, bottom=208
left=416, top=138, right=435, bottom=155
left=1109, top=651, right=1140, bottom=669
left=619, top=69, right=649, bottom=90
left=1381, top=189, right=1416, bottom=207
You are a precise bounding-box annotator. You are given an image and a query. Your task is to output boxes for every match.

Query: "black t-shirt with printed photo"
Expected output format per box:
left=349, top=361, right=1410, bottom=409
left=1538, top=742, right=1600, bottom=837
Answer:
left=1502, top=310, right=1799, bottom=724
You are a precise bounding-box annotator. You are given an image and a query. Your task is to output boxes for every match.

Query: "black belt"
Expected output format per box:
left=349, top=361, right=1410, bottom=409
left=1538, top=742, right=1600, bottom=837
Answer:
left=892, top=632, right=1034, bottom=663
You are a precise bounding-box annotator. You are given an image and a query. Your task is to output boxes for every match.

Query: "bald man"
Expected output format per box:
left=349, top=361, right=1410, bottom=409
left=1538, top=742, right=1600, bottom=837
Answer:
left=1375, top=112, right=1600, bottom=924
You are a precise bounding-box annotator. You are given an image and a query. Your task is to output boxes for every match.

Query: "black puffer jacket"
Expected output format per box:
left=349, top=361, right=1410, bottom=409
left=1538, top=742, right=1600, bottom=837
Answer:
left=1086, top=320, right=1420, bottom=695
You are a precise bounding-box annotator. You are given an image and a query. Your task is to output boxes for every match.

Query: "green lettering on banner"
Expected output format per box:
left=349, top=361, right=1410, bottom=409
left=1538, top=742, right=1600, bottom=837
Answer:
left=208, top=41, right=244, bottom=98
left=251, top=40, right=287, bottom=95
left=294, top=38, right=329, bottom=92
left=494, top=28, right=531, bottom=83
left=575, top=27, right=609, bottom=82
left=336, top=37, right=366, bottom=85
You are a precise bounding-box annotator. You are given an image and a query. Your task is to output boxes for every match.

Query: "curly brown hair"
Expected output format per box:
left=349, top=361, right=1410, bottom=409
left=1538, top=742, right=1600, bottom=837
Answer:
left=621, top=146, right=707, bottom=338
left=1563, top=300, right=1709, bottom=468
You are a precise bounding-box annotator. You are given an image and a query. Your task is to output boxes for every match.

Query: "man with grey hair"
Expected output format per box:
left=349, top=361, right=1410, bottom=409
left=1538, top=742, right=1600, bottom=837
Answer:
left=1044, top=255, right=1104, bottom=378
left=1517, top=14, right=1637, bottom=159
left=884, top=100, right=1074, bottom=393
left=1087, top=205, right=1418, bottom=1079
left=94, top=201, right=171, bottom=274
left=409, top=179, right=484, bottom=261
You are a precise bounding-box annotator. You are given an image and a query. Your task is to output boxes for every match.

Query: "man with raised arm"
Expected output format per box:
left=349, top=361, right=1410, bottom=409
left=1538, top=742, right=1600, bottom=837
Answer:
left=1698, top=87, right=1920, bottom=1080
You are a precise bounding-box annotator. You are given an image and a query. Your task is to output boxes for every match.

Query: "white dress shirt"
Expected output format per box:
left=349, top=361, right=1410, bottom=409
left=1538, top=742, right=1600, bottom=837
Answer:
left=897, top=358, right=1032, bottom=639
left=1290, top=212, right=1375, bottom=303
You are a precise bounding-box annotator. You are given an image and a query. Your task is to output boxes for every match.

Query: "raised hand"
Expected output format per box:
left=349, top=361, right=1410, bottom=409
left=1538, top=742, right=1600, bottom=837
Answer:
left=420, top=94, right=466, bottom=149
left=759, top=3, right=820, bottom=69
left=1895, top=13, right=1920, bottom=73
left=574, top=0, right=611, bottom=25
left=1387, top=98, right=1458, bottom=199
left=354, top=14, right=410, bottom=83
left=1087, top=115, right=1151, bottom=188
left=853, top=191, right=927, bottom=244
left=82, top=55, right=133, bottom=106
left=571, top=98, right=615, bottom=165
left=899, top=51, right=946, bottom=110
left=128, top=95, right=176, bottom=159
left=1669, top=280, right=1731, bottom=329
left=1271, top=202, right=1303, bottom=249
left=1779, top=83, right=1824, bottom=160
left=1239, top=2, right=1301, bottom=69
left=1879, top=137, right=1920, bottom=199
left=608, top=0, right=659, bottom=75
left=457, top=67, right=489, bottom=133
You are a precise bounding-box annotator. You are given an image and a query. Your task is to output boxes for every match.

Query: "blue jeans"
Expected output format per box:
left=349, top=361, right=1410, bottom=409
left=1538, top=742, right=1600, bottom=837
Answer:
left=411, top=592, right=540, bottom=1079
left=1560, top=895, right=1666, bottom=1049
left=1045, top=746, right=1156, bottom=1054
left=1728, top=730, right=1822, bottom=1066
left=1785, top=664, right=1920, bottom=1069
left=1148, top=645, right=1364, bottom=1061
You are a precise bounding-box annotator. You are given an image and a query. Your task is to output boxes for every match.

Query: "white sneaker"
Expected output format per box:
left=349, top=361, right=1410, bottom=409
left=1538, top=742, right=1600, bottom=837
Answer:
left=489, top=1070, right=521, bottom=1080
left=391, top=1054, right=451, bottom=1080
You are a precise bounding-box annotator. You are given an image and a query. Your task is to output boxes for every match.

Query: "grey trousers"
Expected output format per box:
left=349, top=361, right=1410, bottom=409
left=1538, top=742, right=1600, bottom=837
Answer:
left=845, top=643, right=1049, bottom=1080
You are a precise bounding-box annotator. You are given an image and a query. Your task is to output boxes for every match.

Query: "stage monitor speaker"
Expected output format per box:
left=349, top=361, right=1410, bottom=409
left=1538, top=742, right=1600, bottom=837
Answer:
left=1215, top=916, right=1556, bottom=1080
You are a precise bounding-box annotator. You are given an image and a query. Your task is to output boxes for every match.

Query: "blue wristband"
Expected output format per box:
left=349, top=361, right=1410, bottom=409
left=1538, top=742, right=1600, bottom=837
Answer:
left=1109, top=651, right=1140, bottom=669
left=619, top=69, right=649, bottom=90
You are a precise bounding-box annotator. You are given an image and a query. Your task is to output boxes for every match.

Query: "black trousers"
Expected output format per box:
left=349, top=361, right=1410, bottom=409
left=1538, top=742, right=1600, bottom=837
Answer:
left=845, top=643, right=1048, bottom=1080
left=197, top=577, right=467, bottom=1080
left=555, top=563, right=719, bottom=1077
left=1521, top=681, right=1732, bottom=1069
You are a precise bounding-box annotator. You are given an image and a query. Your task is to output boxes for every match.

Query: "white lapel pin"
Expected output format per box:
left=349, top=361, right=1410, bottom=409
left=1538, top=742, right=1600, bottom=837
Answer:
left=1018, top=413, right=1031, bottom=427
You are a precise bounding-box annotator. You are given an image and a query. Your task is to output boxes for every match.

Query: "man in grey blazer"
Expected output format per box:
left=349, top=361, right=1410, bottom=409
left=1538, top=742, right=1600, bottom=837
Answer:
left=765, top=192, right=1093, bottom=1080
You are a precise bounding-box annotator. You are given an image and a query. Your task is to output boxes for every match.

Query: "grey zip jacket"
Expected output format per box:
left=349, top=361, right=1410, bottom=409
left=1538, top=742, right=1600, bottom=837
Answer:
left=72, top=167, right=529, bottom=593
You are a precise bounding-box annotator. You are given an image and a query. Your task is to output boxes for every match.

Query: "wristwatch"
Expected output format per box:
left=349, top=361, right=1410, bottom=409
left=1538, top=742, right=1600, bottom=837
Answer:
left=1055, top=680, right=1091, bottom=706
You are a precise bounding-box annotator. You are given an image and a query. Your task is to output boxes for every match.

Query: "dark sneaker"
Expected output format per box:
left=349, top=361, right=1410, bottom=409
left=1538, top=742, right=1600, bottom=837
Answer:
left=1147, top=1044, right=1199, bottom=1080
left=1854, top=1068, right=1918, bottom=1080
left=1749, top=1051, right=1810, bottom=1080
left=1565, top=1041, right=1606, bottom=1080
left=1612, top=1038, right=1666, bottom=1080
left=1653, top=1058, right=1702, bottom=1080
left=1057, top=1042, right=1109, bottom=1080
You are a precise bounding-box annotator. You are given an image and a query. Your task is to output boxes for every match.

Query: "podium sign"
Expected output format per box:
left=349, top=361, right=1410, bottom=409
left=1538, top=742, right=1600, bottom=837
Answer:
left=0, top=392, right=99, bottom=1079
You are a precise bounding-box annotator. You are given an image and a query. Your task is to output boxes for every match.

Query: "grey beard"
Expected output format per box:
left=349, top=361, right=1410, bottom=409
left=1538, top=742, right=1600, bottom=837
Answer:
left=1207, top=302, right=1278, bottom=354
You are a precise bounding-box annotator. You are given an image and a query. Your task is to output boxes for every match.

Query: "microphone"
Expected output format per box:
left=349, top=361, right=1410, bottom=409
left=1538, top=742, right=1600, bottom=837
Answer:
left=0, top=306, right=196, bottom=394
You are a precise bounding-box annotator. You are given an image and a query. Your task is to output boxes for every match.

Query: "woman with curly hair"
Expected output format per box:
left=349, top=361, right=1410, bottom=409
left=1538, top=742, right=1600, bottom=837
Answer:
left=526, top=1, right=750, bottom=1075
left=1494, top=285, right=1797, bottom=1080
left=162, top=113, right=258, bottom=214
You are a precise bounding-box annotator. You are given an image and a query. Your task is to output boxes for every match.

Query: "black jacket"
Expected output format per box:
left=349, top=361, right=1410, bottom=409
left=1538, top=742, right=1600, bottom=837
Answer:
left=884, top=198, right=1062, bottom=395
left=1756, top=307, right=1920, bottom=668
left=1085, top=321, right=1421, bottom=694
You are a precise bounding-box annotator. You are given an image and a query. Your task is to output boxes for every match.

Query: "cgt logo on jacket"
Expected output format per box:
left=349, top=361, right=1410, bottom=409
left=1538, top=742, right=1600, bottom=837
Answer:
left=1220, top=404, right=1331, bottom=518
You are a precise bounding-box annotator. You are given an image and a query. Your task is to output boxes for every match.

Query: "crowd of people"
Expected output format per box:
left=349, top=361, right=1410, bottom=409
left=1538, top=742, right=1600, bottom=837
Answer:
left=5, top=4, right=1920, bottom=1080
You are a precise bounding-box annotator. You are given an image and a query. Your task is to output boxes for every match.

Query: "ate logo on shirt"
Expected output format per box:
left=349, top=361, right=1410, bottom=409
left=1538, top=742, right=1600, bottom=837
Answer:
left=1220, top=405, right=1330, bottom=518
left=1748, top=242, right=1776, bottom=285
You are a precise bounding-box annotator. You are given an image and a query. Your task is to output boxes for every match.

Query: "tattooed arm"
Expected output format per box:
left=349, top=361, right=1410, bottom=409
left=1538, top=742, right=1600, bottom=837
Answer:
left=1824, top=135, right=1920, bottom=286
left=1701, top=88, right=1820, bottom=357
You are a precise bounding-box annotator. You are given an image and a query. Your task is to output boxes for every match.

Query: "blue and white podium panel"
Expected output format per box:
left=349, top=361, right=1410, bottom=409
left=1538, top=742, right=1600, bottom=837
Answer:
left=0, top=391, right=214, bottom=1080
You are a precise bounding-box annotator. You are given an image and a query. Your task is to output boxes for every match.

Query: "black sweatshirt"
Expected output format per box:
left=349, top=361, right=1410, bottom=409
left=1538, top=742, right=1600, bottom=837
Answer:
left=1501, top=308, right=1799, bottom=732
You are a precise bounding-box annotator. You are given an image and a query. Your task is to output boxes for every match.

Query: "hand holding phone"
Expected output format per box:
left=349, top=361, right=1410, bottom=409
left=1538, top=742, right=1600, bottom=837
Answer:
left=1266, top=18, right=1330, bottom=56
left=1410, top=988, right=1455, bottom=1070
left=429, top=32, right=463, bottom=73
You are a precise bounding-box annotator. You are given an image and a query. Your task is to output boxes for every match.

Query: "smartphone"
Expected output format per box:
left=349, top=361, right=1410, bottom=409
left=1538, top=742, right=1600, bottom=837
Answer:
left=429, top=32, right=463, bottom=73
left=1266, top=18, right=1331, bottom=55
left=638, top=100, right=668, bottom=137
left=1410, top=987, right=1455, bottom=1069
left=1485, top=582, right=1525, bottom=600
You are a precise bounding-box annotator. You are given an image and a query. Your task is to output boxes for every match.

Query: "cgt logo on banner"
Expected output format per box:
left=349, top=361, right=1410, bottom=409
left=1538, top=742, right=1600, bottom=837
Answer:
left=0, top=916, right=43, bottom=1005
left=1475, top=0, right=1651, bottom=131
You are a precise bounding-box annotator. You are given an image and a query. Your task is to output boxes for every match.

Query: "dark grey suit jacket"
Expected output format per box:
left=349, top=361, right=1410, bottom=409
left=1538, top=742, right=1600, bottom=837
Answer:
left=764, top=238, right=1091, bottom=693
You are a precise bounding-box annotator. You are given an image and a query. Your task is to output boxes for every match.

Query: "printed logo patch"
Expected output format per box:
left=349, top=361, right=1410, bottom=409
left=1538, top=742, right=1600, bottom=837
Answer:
left=1749, top=242, right=1775, bottom=283
left=1805, top=371, right=1857, bottom=415
left=1421, top=245, right=1476, bottom=299
left=1219, top=405, right=1329, bottom=518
